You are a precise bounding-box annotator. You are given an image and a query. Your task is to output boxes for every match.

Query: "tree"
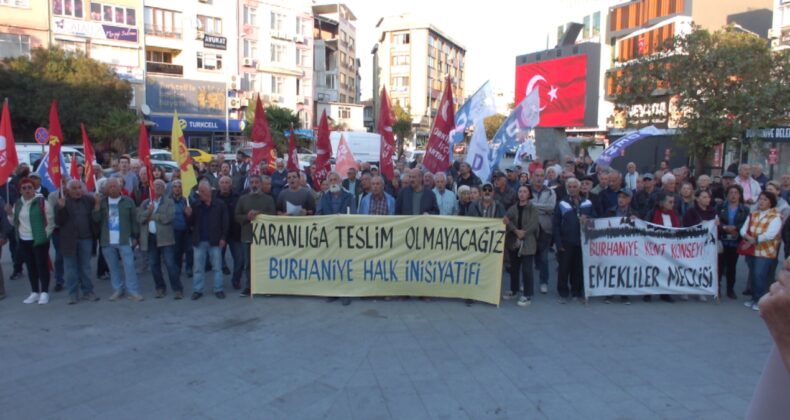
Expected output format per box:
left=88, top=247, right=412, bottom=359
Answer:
left=392, top=101, right=412, bottom=159
left=90, top=109, right=139, bottom=154
left=0, top=47, right=133, bottom=146
left=242, top=97, right=302, bottom=156
left=484, top=114, right=507, bottom=140
left=612, top=26, right=790, bottom=171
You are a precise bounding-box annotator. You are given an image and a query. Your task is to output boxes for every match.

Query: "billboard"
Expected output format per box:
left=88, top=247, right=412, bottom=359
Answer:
left=146, top=76, right=225, bottom=116
left=515, top=43, right=601, bottom=128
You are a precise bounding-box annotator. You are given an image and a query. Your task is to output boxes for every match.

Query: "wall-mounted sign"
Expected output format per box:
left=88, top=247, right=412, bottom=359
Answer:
left=203, top=34, right=227, bottom=50
left=52, top=17, right=138, bottom=42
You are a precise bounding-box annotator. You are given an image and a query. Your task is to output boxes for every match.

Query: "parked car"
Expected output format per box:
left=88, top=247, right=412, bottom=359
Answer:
left=16, top=143, right=85, bottom=169
left=188, top=148, right=214, bottom=163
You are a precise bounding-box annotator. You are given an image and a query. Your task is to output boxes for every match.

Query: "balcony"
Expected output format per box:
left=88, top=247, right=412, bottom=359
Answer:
left=145, top=25, right=182, bottom=39
left=146, top=62, right=183, bottom=76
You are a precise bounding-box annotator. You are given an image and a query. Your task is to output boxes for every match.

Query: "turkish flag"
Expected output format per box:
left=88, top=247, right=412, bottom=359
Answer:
left=47, top=100, right=64, bottom=189
left=286, top=123, right=299, bottom=172
left=69, top=153, right=79, bottom=181
left=423, top=75, right=455, bottom=174
left=80, top=123, right=96, bottom=191
left=514, top=54, right=587, bottom=127
left=250, top=97, right=276, bottom=174
left=377, top=86, right=396, bottom=181
left=0, top=99, right=19, bottom=186
left=313, top=110, right=332, bottom=190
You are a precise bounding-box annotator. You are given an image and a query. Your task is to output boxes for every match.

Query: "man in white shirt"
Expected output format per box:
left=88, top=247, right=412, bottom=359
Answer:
left=624, top=162, right=639, bottom=191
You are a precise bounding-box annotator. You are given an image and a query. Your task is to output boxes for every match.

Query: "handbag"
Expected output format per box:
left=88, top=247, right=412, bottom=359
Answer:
left=737, top=217, right=755, bottom=256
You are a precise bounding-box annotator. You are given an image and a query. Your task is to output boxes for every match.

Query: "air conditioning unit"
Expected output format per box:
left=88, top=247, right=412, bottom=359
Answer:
left=243, top=57, right=253, bottom=67
left=240, top=98, right=250, bottom=107
left=227, top=98, right=241, bottom=109
left=228, top=74, right=241, bottom=90
left=262, top=94, right=272, bottom=102
left=195, top=30, right=204, bottom=40
left=768, top=28, right=776, bottom=39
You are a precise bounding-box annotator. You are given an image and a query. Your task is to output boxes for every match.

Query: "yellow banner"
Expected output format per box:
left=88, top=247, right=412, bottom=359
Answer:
left=250, top=215, right=505, bottom=305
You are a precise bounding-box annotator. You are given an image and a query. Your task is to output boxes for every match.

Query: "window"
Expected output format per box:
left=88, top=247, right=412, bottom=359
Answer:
left=53, top=0, right=83, bottom=17
left=338, top=106, right=351, bottom=119
left=0, top=0, right=30, bottom=7
left=0, top=33, right=30, bottom=59
left=90, top=3, right=136, bottom=26
left=145, top=7, right=182, bottom=38
left=392, top=32, right=410, bottom=45
left=270, top=43, right=284, bottom=63
left=392, top=76, right=409, bottom=93
left=243, top=39, right=256, bottom=59
left=392, top=55, right=409, bottom=66
left=583, top=15, right=591, bottom=39
left=91, top=44, right=138, bottom=66
left=557, top=25, right=564, bottom=43
left=592, top=12, right=601, bottom=38
left=243, top=5, right=256, bottom=26
left=146, top=49, right=172, bottom=63
left=428, top=36, right=435, bottom=47
left=196, top=52, right=222, bottom=70
left=325, top=75, right=335, bottom=89
left=242, top=73, right=257, bottom=91
left=270, top=12, right=284, bottom=32
left=271, top=76, right=284, bottom=94
left=197, top=15, right=222, bottom=35
left=296, top=49, right=308, bottom=66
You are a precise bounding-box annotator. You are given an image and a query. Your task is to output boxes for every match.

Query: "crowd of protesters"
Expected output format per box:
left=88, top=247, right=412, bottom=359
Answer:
left=0, top=149, right=785, bottom=311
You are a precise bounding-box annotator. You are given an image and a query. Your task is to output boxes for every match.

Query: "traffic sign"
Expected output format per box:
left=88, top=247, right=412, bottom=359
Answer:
left=35, top=127, right=49, bottom=145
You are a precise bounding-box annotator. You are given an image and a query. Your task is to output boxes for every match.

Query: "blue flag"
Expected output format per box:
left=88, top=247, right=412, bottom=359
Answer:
left=36, top=152, right=68, bottom=193
left=489, top=88, right=541, bottom=173
left=596, top=125, right=661, bottom=167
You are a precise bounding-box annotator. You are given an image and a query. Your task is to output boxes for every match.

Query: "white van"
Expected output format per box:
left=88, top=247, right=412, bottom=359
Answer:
left=329, top=131, right=382, bottom=163
left=16, top=143, right=85, bottom=169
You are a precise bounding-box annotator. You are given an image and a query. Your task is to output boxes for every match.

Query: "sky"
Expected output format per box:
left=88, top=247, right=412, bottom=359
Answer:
left=341, top=0, right=613, bottom=102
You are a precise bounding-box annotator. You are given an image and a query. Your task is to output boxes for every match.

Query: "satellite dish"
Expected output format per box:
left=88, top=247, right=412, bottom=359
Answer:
left=141, top=104, right=151, bottom=116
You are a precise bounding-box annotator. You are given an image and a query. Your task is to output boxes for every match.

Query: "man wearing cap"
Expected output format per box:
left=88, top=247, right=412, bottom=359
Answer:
left=530, top=168, right=556, bottom=294
left=506, top=167, right=521, bottom=191
left=270, top=158, right=288, bottom=198
left=580, top=176, right=602, bottom=218
left=492, top=170, right=517, bottom=210
left=624, top=162, right=639, bottom=191
left=468, top=182, right=505, bottom=218
left=634, top=173, right=656, bottom=219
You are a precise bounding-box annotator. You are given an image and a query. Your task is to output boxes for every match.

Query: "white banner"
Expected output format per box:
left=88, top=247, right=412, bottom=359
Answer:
left=582, top=218, right=718, bottom=297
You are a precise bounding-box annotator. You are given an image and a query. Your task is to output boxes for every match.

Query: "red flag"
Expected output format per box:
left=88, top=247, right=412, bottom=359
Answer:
left=287, top=123, right=299, bottom=172
left=0, top=99, right=19, bottom=186
left=69, top=153, right=79, bottom=181
left=514, top=54, right=587, bottom=127
left=377, top=86, right=396, bottom=181
left=313, top=110, right=332, bottom=190
left=423, top=76, right=455, bottom=174
left=334, top=134, right=359, bottom=178
left=47, top=100, right=64, bottom=189
left=81, top=123, right=96, bottom=191
left=250, top=97, right=276, bottom=174
left=138, top=122, right=156, bottom=200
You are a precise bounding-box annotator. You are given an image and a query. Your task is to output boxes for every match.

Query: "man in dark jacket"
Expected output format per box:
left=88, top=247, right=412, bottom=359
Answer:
left=216, top=176, right=243, bottom=288
left=56, top=179, right=99, bottom=304
left=553, top=177, right=596, bottom=302
left=185, top=180, right=229, bottom=300
left=395, top=168, right=439, bottom=215
left=235, top=175, right=276, bottom=297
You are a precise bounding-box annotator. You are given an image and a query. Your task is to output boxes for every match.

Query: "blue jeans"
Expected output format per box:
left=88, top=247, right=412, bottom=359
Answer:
left=192, top=241, right=223, bottom=293
left=148, top=234, right=183, bottom=293
left=173, top=229, right=193, bottom=274
left=102, top=244, right=140, bottom=295
left=229, top=241, right=245, bottom=287
left=63, top=239, right=94, bottom=297
left=535, top=245, right=550, bottom=286
left=746, top=255, right=772, bottom=302
left=51, top=231, right=65, bottom=286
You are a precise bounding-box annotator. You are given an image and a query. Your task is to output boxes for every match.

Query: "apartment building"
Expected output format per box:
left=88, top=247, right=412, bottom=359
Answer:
left=770, top=0, right=790, bottom=50
left=237, top=0, right=313, bottom=129
left=372, top=14, right=465, bottom=141
left=0, top=0, right=49, bottom=59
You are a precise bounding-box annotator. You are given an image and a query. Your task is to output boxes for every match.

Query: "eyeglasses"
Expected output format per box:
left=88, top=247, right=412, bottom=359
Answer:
left=482, top=187, right=493, bottom=192
left=20, top=185, right=34, bottom=190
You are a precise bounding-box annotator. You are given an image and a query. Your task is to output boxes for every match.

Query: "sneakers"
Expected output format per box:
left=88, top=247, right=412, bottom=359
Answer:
left=215, top=291, right=226, bottom=299
left=744, top=300, right=755, bottom=308
left=174, top=291, right=184, bottom=300
left=38, top=292, right=49, bottom=305
left=191, top=292, right=203, bottom=300
left=697, top=296, right=708, bottom=302
left=539, top=284, right=548, bottom=294
left=155, top=289, right=166, bottom=299
left=82, top=293, right=100, bottom=302
left=68, top=295, right=78, bottom=305
left=604, top=297, right=612, bottom=304
left=502, top=291, right=517, bottom=300
left=679, top=295, right=689, bottom=301
left=621, top=296, right=631, bottom=305
left=517, top=296, right=531, bottom=307
left=23, top=293, right=40, bottom=304
left=127, top=294, right=144, bottom=302
left=558, top=297, right=568, bottom=304
left=109, top=290, right=124, bottom=301
left=222, top=267, right=231, bottom=275
left=751, top=303, right=759, bottom=311
left=726, top=290, right=737, bottom=300
left=341, top=297, right=351, bottom=306
left=239, top=288, right=251, bottom=297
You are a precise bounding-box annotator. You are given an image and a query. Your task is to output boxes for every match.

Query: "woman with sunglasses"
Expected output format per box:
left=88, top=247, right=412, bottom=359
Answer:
left=10, top=178, right=55, bottom=304
left=503, top=185, right=539, bottom=306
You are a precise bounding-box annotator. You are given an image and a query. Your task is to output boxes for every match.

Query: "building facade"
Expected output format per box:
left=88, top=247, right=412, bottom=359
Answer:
left=143, top=0, right=240, bottom=152
left=372, top=15, right=465, bottom=144
left=0, top=0, right=49, bottom=59
left=770, top=0, right=790, bottom=50
left=237, top=0, right=313, bottom=130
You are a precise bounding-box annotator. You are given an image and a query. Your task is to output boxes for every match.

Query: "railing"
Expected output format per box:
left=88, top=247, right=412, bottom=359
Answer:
left=146, top=62, right=183, bottom=76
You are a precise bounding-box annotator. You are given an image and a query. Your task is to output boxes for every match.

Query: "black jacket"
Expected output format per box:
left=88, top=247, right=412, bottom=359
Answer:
left=215, top=190, right=240, bottom=242
left=395, top=186, right=439, bottom=215
left=187, top=198, right=229, bottom=246
left=553, top=196, right=597, bottom=248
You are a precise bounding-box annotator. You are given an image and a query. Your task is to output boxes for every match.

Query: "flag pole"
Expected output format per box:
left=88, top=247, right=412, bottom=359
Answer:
left=3, top=98, right=8, bottom=205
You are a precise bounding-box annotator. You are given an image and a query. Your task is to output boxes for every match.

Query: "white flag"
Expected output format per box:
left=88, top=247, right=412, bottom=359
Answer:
left=465, top=121, right=493, bottom=182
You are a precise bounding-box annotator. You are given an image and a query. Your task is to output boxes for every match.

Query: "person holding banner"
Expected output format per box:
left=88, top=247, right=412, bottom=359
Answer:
left=358, top=176, right=395, bottom=216
left=741, top=192, right=782, bottom=311
left=395, top=168, right=439, bottom=216
left=468, top=183, right=505, bottom=219
left=236, top=175, right=276, bottom=298
left=276, top=170, right=315, bottom=216
left=503, top=186, right=539, bottom=306
left=553, top=178, right=595, bottom=303
left=603, top=189, right=637, bottom=305
left=681, top=189, right=718, bottom=302
left=644, top=192, right=681, bottom=303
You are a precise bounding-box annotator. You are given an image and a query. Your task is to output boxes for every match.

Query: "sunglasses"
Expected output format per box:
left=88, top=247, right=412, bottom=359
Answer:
left=482, top=187, right=493, bottom=192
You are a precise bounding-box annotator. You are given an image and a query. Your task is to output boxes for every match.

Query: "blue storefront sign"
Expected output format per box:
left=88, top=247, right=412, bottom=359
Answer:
left=148, top=115, right=243, bottom=133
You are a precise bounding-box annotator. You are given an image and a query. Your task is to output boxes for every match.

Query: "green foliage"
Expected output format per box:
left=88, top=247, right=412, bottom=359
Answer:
left=612, top=26, right=790, bottom=163
left=391, top=101, right=412, bottom=158
left=243, top=96, right=301, bottom=156
left=89, top=109, right=139, bottom=154
left=0, top=47, right=133, bottom=145
left=484, top=114, right=506, bottom=140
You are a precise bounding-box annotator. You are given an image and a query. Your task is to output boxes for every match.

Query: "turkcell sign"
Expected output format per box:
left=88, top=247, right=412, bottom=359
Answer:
left=187, top=120, right=219, bottom=129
